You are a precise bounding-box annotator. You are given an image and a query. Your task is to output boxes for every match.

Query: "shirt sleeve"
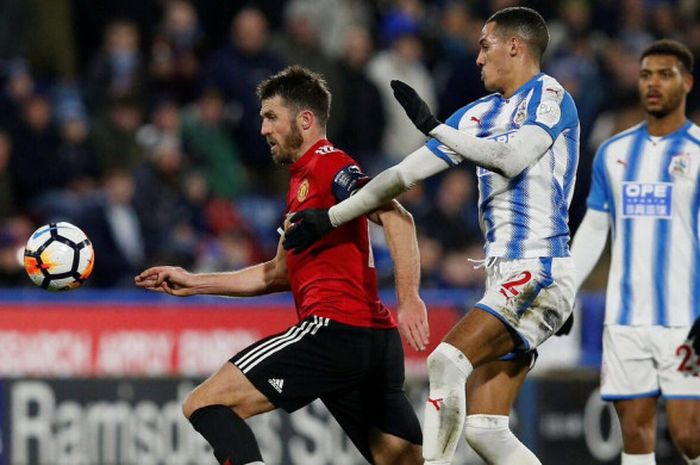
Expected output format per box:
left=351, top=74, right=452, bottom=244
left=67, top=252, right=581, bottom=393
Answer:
left=587, top=148, right=611, bottom=212
left=522, top=82, right=579, bottom=142
left=425, top=101, right=481, bottom=166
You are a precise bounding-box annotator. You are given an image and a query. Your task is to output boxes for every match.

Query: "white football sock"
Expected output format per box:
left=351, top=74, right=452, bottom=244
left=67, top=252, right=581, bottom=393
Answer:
left=621, top=452, right=656, bottom=465
left=423, top=342, right=473, bottom=465
left=464, top=414, right=541, bottom=465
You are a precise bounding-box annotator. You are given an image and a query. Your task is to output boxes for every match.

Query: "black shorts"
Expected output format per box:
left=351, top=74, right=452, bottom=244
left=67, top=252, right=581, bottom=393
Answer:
left=230, top=315, right=422, bottom=462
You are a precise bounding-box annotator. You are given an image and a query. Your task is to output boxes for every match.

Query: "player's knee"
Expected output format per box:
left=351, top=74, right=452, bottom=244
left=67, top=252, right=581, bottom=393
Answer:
left=427, top=342, right=473, bottom=388
left=182, top=389, right=205, bottom=419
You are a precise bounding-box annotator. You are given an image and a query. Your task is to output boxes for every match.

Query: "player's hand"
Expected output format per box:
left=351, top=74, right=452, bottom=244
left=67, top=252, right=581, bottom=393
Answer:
left=396, top=296, right=430, bottom=351
left=390, top=80, right=441, bottom=135
left=282, top=209, right=334, bottom=253
left=555, top=313, right=574, bottom=336
left=134, top=266, right=197, bottom=297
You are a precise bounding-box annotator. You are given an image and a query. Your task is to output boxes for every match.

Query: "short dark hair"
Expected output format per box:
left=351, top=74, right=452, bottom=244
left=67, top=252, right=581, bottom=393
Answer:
left=256, top=65, right=331, bottom=129
left=640, top=39, right=694, bottom=74
left=487, top=7, right=549, bottom=61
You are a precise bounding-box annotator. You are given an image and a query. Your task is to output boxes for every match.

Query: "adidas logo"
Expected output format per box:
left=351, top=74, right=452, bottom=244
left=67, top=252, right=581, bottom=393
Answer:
left=268, top=378, right=284, bottom=393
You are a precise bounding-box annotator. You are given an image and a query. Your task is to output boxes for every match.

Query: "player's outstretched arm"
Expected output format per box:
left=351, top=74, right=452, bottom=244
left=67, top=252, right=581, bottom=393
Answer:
left=283, top=145, right=450, bottom=253
left=569, top=209, right=610, bottom=292
left=391, top=79, right=552, bottom=178
left=135, top=238, right=290, bottom=297
left=370, top=200, right=429, bottom=351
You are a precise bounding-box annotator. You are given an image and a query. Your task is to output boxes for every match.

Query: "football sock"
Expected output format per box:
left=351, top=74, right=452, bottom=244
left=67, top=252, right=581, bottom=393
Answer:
left=423, top=342, right=473, bottom=465
left=621, top=452, right=656, bottom=465
left=464, top=414, right=541, bottom=464
left=684, top=454, right=700, bottom=465
left=189, top=405, right=264, bottom=465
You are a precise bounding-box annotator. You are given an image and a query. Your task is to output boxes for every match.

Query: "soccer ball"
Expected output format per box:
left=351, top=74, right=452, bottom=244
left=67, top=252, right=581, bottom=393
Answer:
left=24, top=222, right=95, bottom=291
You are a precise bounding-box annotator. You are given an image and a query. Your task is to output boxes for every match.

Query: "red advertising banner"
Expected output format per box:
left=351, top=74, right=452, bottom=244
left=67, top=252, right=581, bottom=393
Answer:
left=0, top=301, right=461, bottom=377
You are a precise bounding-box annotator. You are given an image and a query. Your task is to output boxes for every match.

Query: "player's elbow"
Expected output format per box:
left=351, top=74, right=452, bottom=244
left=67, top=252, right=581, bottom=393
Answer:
left=378, top=165, right=413, bottom=196
left=498, top=164, right=526, bottom=178
left=494, top=146, right=528, bottom=178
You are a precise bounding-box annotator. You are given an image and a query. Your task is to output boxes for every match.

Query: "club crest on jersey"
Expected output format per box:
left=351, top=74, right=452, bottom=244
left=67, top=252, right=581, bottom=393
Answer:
left=669, top=153, right=691, bottom=177
left=621, top=182, right=672, bottom=218
left=297, top=178, right=309, bottom=202
left=513, top=101, right=528, bottom=126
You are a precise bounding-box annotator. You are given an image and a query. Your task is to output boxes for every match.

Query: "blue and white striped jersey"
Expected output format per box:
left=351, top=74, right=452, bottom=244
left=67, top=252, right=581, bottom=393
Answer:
left=588, top=120, right=700, bottom=327
left=426, top=73, right=580, bottom=258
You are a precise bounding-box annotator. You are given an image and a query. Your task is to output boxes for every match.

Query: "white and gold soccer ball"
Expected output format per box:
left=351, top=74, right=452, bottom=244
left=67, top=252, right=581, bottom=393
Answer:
left=24, top=222, right=95, bottom=291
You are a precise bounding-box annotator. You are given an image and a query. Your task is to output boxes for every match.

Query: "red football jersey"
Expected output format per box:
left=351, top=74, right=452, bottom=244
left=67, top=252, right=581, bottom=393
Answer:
left=285, top=139, right=396, bottom=329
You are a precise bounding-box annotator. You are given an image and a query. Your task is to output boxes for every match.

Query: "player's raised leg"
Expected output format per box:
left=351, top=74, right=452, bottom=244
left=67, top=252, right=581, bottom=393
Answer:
left=423, top=309, right=519, bottom=465
left=183, top=362, right=274, bottom=465
left=464, top=356, right=540, bottom=464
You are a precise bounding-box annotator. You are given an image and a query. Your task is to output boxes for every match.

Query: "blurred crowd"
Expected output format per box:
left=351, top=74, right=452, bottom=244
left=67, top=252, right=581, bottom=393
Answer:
left=1, top=0, right=699, bottom=290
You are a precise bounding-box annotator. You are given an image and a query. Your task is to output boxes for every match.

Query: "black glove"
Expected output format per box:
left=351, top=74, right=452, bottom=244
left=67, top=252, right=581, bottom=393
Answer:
left=391, top=80, right=441, bottom=135
left=688, top=316, right=700, bottom=356
left=555, top=313, right=574, bottom=336
left=282, top=209, right=334, bottom=253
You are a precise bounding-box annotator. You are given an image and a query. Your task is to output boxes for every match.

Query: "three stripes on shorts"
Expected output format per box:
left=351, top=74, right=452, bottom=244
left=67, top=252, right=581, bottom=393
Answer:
left=236, top=316, right=330, bottom=374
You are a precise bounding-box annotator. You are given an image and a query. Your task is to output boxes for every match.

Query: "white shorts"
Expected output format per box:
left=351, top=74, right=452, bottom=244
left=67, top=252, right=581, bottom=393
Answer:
left=475, top=256, right=575, bottom=351
left=600, top=325, right=700, bottom=400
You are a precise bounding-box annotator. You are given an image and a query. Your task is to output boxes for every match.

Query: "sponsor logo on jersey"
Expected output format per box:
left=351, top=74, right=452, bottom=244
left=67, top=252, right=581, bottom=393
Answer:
left=427, top=397, right=444, bottom=411
left=621, top=182, right=672, bottom=218
left=545, top=87, right=562, bottom=99
left=535, top=101, right=561, bottom=127
left=669, top=153, right=691, bottom=177
left=297, top=178, right=309, bottom=203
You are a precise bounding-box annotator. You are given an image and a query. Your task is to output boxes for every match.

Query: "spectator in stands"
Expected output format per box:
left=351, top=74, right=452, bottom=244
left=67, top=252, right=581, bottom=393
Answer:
left=432, top=2, right=485, bottom=119
left=271, top=1, right=345, bottom=140
left=91, top=95, right=144, bottom=173
left=200, top=7, right=285, bottom=181
left=136, top=97, right=183, bottom=155
left=149, top=0, right=207, bottom=103
left=54, top=98, right=100, bottom=195
left=8, top=93, right=61, bottom=210
left=367, top=7, right=437, bottom=162
left=0, top=60, right=34, bottom=130
left=334, top=26, right=385, bottom=172
left=81, top=169, right=145, bottom=287
left=181, top=88, right=248, bottom=200
left=417, top=169, right=480, bottom=252
left=133, top=141, right=198, bottom=266
left=85, top=19, right=147, bottom=112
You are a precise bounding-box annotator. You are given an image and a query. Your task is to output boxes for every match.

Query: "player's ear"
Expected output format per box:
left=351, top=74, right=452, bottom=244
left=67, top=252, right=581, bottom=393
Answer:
left=684, top=72, right=693, bottom=94
left=299, top=110, right=314, bottom=130
left=508, top=36, right=520, bottom=57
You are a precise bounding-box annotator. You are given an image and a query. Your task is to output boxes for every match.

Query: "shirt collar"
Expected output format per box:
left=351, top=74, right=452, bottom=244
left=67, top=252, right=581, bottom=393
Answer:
left=290, top=138, right=331, bottom=174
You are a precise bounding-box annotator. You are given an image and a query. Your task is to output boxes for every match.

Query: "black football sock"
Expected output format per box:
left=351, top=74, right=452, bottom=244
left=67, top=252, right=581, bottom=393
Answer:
left=189, top=405, right=263, bottom=465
